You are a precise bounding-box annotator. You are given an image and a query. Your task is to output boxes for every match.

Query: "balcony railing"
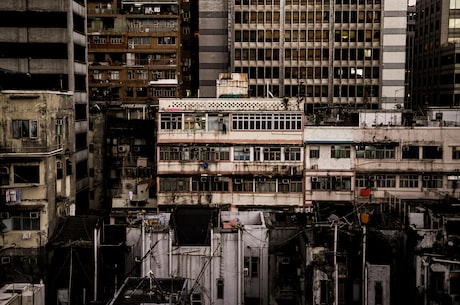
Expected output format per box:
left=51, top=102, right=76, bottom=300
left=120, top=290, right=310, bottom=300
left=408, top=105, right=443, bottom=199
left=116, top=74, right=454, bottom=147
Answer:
left=0, top=144, right=63, bottom=156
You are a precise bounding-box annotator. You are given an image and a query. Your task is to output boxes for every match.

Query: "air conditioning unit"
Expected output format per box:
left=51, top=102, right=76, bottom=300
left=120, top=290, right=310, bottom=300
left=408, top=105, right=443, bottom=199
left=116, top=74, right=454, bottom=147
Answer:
left=263, top=148, right=270, bottom=153
left=234, top=178, right=243, bottom=184
left=1, top=257, right=11, bottom=264
left=243, top=148, right=251, bottom=152
left=402, top=146, right=410, bottom=151
left=218, top=117, right=224, bottom=123
left=312, top=177, right=319, bottom=182
left=335, top=176, right=342, bottom=181
left=209, top=148, right=216, bottom=152
left=200, top=177, right=208, bottom=182
left=29, top=212, right=39, bottom=219
left=172, top=147, right=180, bottom=152
left=423, top=176, right=431, bottom=181
left=195, top=117, right=202, bottom=122
left=214, top=176, right=222, bottom=182
left=282, top=179, right=290, bottom=184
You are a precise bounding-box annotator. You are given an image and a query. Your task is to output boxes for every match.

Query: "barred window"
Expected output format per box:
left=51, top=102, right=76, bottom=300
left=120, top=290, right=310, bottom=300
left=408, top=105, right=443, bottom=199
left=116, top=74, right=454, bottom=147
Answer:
left=232, top=113, right=302, bottom=130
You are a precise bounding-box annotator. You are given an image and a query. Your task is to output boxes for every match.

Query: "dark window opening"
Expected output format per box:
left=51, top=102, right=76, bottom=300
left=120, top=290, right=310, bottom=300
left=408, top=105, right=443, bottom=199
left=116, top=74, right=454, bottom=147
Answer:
left=76, top=160, right=88, bottom=180
left=402, top=146, right=419, bottom=159
left=422, top=146, right=443, bottom=159
left=76, top=132, right=88, bottom=150
left=216, top=279, right=224, bottom=299
left=14, top=165, right=39, bottom=183
left=75, top=104, right=87, bottom=121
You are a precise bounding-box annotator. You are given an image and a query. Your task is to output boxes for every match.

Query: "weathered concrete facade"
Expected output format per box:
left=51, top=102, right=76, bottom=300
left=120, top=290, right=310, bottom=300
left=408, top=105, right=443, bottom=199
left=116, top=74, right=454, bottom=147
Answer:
left=0, top=91, right=75, bottom=283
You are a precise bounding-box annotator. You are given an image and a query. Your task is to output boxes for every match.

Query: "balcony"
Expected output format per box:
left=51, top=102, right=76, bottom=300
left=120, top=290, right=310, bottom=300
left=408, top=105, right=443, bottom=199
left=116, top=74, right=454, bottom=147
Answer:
left=0, top=144, right=63, bottom=157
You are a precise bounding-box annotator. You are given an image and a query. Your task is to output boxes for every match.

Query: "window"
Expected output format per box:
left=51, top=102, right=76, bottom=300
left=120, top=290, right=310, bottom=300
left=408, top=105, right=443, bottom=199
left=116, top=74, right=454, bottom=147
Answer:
left=375, top=282, right=383, bottom=305
left=402, top=146, right=419, bottom=159
left=233, top=177, right=254, bottom=192
left=452, top=146, right=460, bottom=159
left=216, top=279, right=224, bottom=299
left=284, top=147, right=301, bottom=161
left=12, top=120, right=38, bottom=139
left=160, top=113, right=182, bottom=129
left=158, top=36, right=176, bottom=45
left=278, top=178, right=302, bottom=192
left=422, top=175, right=443, bottom=188
left=263, top=147, right=281, bottom=161
left=192, top=176, right=229, bottom=192
left=331, top=145, right=350, bottom=158
left=232, top=113, right=302, bottom=130
left=400, top=175, right=419, bottom=188
left=14, top=165, right=39, bottom=183
left=109, top=70, right=120, bottom=80
left=234, top=147, right=251, bottom=161
left=184, top=114, right=206, bottom=130
left=375, top=175, right=396, bottom=188
left=356, top=145, right=395, bottom=159
left=137, top=70, right=149, bottom=80
left=310, top=146, right=320, bottom=158
left=312, top=176, right=351, bottom=190
left=244, top=256, right=259, bottom=277
left=422, top=146, right=443, bottom=159
left=11, top=211, right=40, bottom=230
left=160, top=177, right=190, bottom=191
left=255, top=177, right=276, bottom=192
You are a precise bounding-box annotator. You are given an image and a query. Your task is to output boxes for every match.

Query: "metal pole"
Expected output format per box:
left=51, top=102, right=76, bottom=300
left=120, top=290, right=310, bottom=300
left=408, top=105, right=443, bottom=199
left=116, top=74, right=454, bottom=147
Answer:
left=362, top=225, right=367, bottom=305
left=334, top=223, right=339, bottom=305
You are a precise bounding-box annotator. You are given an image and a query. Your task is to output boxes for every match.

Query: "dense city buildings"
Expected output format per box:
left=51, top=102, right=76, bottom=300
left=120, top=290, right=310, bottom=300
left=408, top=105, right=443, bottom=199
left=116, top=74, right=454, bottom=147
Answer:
left=0, top=0, right=90, bottom=213
left=1, top=0, right=460, bottom=305
left=413, top=0, right=460, bottom=109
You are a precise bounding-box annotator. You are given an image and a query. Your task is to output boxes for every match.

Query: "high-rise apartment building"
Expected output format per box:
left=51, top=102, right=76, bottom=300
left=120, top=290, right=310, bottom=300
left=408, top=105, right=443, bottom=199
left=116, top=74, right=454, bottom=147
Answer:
left=413, top=0, right=460, bottom=110
left=198, top=0, right=407, bottom=110
left=0, top=1, right=89, bottom=211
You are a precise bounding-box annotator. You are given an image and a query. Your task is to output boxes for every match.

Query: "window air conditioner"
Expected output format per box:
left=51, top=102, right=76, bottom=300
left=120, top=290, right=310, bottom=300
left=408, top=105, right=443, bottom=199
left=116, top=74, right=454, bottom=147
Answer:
left=29, top=212, right=39, bottom=219
left=282, top=179, right=290, bottom=184
left=312, top=177, right=319, bottom=182
left=402, top=146, right=409, bottom=151
left=423, top=176, right=431, bottom=181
